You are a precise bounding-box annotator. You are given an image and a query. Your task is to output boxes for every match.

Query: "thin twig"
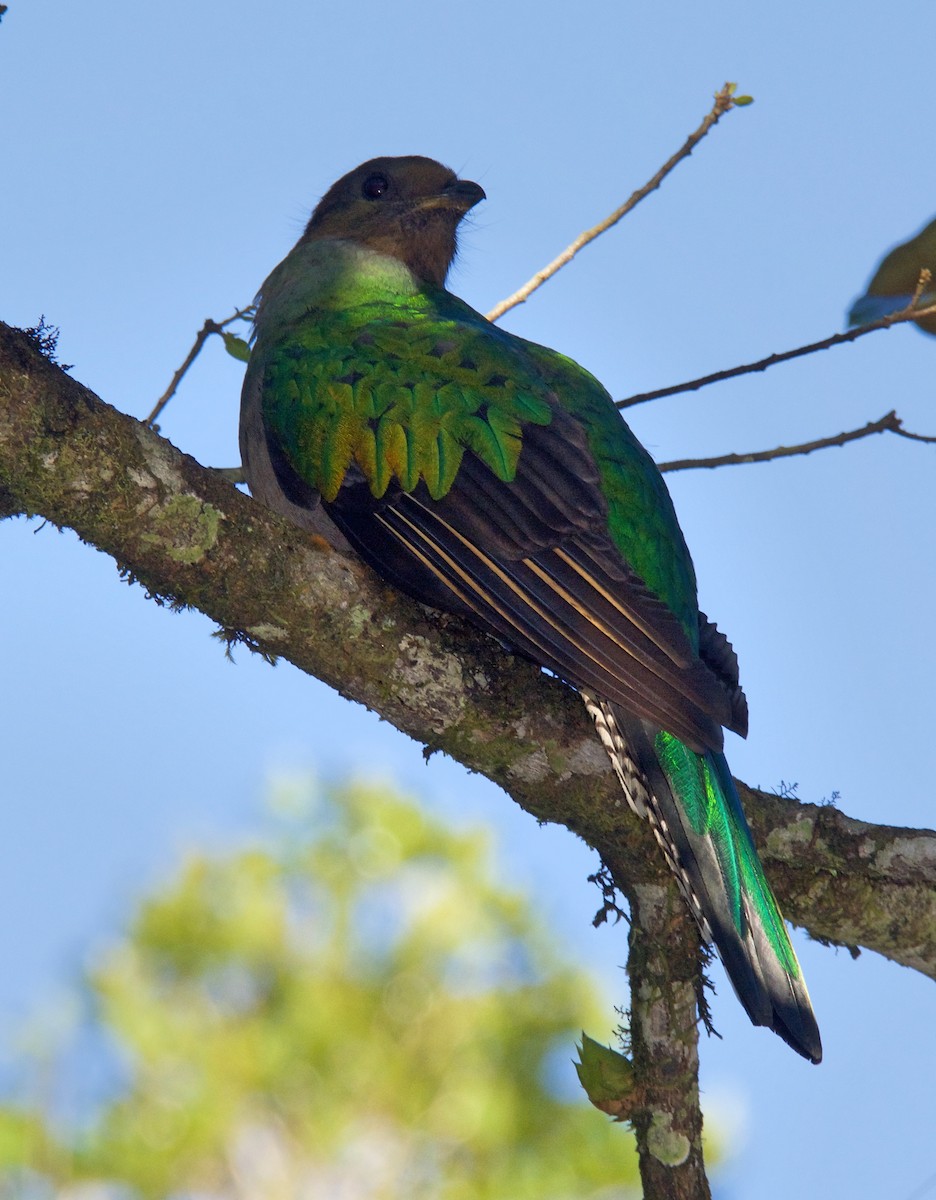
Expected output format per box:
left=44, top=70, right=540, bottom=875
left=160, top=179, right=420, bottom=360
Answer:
left=658, top=410, right=936, bottom=473
left=145, top=305, right=254, bottom=428
left=485, top=84, right=742, bottom=324
left=909, top=267, right=933, bottom=310
left=890, top=424, right=936, bottom=445
left=619, top=297, right=936, bottom=410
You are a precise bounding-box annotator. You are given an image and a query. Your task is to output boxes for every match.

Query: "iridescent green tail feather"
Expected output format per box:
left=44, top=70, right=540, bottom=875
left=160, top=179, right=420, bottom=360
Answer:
left=625, top=713, right=821, bottom=1062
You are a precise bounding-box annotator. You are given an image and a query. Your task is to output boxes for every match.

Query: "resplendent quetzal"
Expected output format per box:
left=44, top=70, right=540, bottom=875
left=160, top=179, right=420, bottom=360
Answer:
left=240, top=156, right=821, bottom=1063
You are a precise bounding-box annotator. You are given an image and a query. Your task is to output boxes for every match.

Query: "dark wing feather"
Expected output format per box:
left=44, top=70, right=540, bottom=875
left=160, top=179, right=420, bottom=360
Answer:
left=698, top=614, right=749, bottom=739
left=319, top=410, right=739, bottom=753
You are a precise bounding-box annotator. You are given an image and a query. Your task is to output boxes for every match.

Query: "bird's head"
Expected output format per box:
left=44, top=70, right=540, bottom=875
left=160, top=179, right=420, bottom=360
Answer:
left=303, top=156, right=485, bottom=288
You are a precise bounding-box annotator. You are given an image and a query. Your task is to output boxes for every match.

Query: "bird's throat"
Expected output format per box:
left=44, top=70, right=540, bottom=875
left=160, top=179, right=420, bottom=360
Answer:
left=255, top=238, right=422, bottom=335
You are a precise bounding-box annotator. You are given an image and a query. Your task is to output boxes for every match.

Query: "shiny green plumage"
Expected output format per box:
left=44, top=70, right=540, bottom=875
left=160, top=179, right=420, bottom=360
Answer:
left=252, top=281, right=700, bottom=643
left=260, top=297, right=553, bottom=502
left=240, top=155, right=821, bottom=1062
left=655, top=732, right=800, bottom=977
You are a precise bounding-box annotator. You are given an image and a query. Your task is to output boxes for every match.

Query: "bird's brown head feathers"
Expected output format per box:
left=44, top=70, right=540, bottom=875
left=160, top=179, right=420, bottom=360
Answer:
left=304, top=156, right=485, bottom=287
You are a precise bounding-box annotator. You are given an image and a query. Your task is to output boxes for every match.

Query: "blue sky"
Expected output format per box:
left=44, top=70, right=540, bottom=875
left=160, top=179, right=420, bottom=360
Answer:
left=3, top=2, right=935, bottom=1196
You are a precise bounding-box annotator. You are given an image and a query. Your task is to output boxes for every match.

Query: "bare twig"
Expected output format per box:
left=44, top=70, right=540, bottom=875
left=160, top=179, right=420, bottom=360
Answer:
left=619, top=296, right=936, bottom=410
left=658, top=410, right=936, bottom=473
left=485, top=84, right=743, bottom=324
left=895, top=424, right=936, bottom=445
left=908, top=267, right=933, bottom=310
left=145, top=305, right=254, bottom=428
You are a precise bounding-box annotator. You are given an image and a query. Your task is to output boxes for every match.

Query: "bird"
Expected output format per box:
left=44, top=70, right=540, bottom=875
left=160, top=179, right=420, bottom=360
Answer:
left=239, top=155, right=822, bottom=1064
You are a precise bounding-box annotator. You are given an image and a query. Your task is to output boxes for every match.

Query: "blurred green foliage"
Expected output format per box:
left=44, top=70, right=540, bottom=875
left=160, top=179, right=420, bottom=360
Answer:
left=0, top=778, right=656, bottom=1199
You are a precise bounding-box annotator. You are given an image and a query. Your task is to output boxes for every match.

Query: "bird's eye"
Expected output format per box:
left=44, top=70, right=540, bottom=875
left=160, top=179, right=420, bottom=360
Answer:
left=361, top=173, right=390, bottom=200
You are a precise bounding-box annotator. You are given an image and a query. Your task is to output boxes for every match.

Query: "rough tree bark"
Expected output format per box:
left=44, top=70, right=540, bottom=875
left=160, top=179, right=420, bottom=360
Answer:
left=2, top=322, right=934, bottom=1199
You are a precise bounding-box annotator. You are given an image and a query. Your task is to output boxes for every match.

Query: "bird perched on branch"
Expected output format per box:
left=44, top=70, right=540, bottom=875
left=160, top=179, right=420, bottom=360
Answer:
left=240, top=155, right=821, bottom=1063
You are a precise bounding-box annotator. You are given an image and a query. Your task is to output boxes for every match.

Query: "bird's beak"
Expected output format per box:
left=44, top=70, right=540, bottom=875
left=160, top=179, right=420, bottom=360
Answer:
left=417, top=178, right=486, bottom=215
left=442, top=178, right=486, bottom=210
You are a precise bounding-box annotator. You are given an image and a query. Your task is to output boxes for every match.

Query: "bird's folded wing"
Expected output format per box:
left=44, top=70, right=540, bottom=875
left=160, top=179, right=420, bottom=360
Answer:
left=256, top=306, right=744, bottom=752
left=328, top=410, right=740, bottom=753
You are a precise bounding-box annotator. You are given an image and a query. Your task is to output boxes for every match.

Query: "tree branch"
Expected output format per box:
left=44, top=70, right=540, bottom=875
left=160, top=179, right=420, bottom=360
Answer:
left=627, top=885, right=712, bottom=1198
left=618, top=298, right=936, bottom=410
left=742, top=786, right=936, bottom=975
left=658, top=410, right=936, bottom=473
left=485, top=83, right=744, bottom=324
left=3, top=321, right=934, bottom=1198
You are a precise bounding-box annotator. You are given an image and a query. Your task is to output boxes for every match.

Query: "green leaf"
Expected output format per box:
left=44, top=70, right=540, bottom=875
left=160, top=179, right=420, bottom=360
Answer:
left=222, top=332, right=251, bottom=362
left=575, top=1032, right=636, bottom=1118
left=733, top=94, right=754, bottom=106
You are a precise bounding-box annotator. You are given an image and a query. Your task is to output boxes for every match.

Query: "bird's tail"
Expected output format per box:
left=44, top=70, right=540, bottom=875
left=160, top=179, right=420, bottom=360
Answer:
left=584, top=694, right=822, bottom=1064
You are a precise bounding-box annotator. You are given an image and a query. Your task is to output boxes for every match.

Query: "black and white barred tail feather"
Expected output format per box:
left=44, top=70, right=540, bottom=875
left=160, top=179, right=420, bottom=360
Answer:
left=583, top=692, right=822, bottom=1064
